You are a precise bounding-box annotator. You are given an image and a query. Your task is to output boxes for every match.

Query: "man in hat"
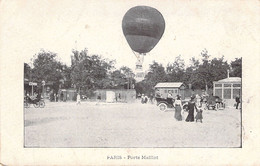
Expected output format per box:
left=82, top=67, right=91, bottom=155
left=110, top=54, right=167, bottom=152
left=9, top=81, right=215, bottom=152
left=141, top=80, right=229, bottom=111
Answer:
left=235, top=95, right=240, bottom=109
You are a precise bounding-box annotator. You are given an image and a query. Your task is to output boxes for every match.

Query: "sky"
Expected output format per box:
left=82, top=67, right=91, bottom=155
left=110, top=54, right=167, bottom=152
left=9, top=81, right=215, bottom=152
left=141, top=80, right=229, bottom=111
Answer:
left=1, top=0, right=259, bottom=71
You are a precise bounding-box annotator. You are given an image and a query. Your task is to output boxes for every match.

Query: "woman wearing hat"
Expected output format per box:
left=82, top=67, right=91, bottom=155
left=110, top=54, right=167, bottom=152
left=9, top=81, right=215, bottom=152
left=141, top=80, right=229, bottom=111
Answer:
left=185, top=95, right=198, bottom=122
left=174, top=95, right=183, bottom=121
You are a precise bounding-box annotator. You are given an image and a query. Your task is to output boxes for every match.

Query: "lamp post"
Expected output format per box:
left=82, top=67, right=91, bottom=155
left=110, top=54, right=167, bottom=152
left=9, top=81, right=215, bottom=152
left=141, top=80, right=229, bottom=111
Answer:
left=42, top=80, right=45, bottom=99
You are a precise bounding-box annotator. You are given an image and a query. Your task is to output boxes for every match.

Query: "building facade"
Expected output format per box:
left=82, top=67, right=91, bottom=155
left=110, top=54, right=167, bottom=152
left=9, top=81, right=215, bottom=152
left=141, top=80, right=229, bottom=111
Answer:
left=213, top=77, right=241, bottom=106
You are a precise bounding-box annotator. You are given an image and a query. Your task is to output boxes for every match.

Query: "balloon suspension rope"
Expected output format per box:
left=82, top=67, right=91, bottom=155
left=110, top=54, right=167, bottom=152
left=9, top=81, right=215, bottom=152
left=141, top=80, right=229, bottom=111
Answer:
left=132, top=50, right=145, bottom=65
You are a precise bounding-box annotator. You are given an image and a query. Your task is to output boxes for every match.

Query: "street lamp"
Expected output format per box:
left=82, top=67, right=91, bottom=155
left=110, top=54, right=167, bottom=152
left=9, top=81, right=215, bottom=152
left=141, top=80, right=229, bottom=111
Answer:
left=42, top=80, right=45, bottom=99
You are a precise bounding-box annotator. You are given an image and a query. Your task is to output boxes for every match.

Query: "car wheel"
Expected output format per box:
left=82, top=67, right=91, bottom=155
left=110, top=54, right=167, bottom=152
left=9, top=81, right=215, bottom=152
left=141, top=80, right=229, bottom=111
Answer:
left=158, top=103, right=167, bottom=112
left=24, top=102, right=30, bottom=108
left=33, top=102, right=40, bottom=108
left=39, top=101, right=45, bottom=108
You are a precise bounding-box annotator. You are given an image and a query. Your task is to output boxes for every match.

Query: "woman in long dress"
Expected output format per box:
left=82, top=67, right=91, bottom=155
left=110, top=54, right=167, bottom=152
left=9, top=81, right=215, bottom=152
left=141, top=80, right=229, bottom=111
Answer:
left=174, top=95, right=183, bottom=121
left=185, top=96, right=197, bottom=122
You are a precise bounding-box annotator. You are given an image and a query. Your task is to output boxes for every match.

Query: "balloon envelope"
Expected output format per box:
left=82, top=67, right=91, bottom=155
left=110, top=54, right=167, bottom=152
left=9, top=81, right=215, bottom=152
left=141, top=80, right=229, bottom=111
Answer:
left=122, top=6, right=165, bottom=54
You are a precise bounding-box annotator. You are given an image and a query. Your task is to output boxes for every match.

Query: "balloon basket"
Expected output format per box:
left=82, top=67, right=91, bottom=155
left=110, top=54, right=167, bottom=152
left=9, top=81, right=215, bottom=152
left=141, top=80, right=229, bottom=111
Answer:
left=135, top=65, right=145, bottom=82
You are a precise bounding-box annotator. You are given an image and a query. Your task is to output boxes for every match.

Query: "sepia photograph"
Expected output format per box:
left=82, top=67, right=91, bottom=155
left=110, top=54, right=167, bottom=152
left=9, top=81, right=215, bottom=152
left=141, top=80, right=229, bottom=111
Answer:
left=1, top=0, right=259, bottom=165
left=22, top=1, right=242, bottom=148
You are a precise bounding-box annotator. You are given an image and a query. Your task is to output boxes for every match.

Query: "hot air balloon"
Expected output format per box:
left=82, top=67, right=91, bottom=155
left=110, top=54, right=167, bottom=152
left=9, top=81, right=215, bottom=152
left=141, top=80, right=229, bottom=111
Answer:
left=122, top=6, right=165, bottom=81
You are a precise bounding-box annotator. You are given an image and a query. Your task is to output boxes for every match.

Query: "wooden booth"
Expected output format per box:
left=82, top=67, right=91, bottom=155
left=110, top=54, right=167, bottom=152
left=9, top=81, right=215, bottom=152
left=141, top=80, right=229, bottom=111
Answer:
left=154, top=82, right=186, bottom=99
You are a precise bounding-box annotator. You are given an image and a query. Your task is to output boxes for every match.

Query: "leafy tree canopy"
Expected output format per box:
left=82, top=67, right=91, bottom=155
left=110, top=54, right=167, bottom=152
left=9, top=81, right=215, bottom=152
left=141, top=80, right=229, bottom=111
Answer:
left=230, top=58, right=242, bottom=77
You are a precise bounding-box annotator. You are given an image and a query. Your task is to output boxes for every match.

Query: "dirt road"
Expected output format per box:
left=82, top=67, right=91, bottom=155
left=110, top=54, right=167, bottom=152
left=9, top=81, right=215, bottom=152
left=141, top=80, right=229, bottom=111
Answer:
left=24, top=101, right=241, bottom=147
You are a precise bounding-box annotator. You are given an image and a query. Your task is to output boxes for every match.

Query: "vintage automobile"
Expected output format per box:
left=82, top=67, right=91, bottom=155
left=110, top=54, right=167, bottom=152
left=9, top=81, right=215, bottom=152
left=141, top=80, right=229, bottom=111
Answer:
left=206, top=95, right=225, bottom=110
left=155, top=97, right=189, bottom=112
left=24, top=96, right=45, bottom=108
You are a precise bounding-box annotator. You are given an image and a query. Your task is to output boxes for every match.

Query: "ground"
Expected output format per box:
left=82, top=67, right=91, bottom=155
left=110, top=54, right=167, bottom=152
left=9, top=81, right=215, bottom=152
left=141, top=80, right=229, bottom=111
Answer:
left=24, top=101, right=241, bottom=148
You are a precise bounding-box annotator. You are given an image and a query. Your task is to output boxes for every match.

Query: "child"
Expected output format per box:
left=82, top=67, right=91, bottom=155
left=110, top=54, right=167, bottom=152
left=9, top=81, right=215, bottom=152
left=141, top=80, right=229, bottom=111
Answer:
left=195, top=105, right=203, bottom=123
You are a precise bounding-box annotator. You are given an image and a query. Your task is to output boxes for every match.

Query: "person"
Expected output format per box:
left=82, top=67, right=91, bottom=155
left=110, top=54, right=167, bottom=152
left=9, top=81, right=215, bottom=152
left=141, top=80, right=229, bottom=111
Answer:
left=141, top=94, right=148, bottom=104
left=168, top=91, right=175, bottom=104
left=167, top=91, right=173, bottom=98
left=60, top=92, right=64, bottom=102
left=96, top=93, right=101, bottom=105
left=49, top=92, right=52, bottom=102
left=56, top=93, right=59, bottom=102
left=137, top=93, right=141, bottom=99
left=201, top=91, right=208, bottom=104
left=195, top=94, right=201, bottom=107
left=235, top=95, right=240, bottom=109
left=115, top=93, right=118, bottom=102
left=141, top=94, right=145, bottom=104
left=174, top=95, right=183, bottom=121
left=185, top=95, right=197, bottom=122
left=155, top=91, right=161, bottom=98
left=118, top=93, right=121, bottom=102
left=76, top=93, right=81, bottom=105
left=195, top=105, right=204, bottom=123
left=63, top=93, right=67, bottom=102
left=97, top=93, right=101, bottom=100
left=144, top=95, right=148, bottom=103
left=36, top=92, right=41, bottom=101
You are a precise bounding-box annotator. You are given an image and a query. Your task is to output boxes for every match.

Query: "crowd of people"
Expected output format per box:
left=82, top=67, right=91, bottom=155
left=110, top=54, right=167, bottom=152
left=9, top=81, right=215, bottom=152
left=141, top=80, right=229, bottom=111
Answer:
left=184, top=95, right=205, bottom=123
left=166, top=92, right=240, bottom=122
left=137, top=91, right=206, bottom=123
left=168, top=94, right=205, bottom=123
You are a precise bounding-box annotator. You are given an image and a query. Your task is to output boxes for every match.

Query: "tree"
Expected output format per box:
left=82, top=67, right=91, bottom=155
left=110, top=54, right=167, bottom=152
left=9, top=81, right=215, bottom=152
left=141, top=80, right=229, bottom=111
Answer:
left=31, top=50, right=63, bottom=93
left=106, top=66, right=135, bottom=89
left=24, top=63, right=31, bottom=80
left=135, top=81, right=150, bottom=95
left=71, top=49, right=89, bottom=91
left=183, top=57, right=200, bottom=89
left=71, top=48, right=115, bottom=92
left=166, top=55, right=185, bottom=82
left=141, top=61, right=167, bottom=95
left=88, top=55, right=114, bottom=89
left=197, top=49, right=212, bottom=91
left=110, top=69, right=127, bottom=88
left=60, top=65, right=72, bottom=89
left=120, top=66, right=135, bottom=89
left=210, top=56, right=230, bottom=81
left=230, top=58, right=242, bottom=77
left=145, top=61, right=167, bottom=85
left=191, top=50, right=231, bottom=90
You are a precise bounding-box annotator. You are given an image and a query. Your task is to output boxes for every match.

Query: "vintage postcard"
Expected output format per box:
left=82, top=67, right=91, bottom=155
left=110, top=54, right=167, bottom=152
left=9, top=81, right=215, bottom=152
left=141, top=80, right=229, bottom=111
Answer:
left=0, top=0, right=259, bottom=165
